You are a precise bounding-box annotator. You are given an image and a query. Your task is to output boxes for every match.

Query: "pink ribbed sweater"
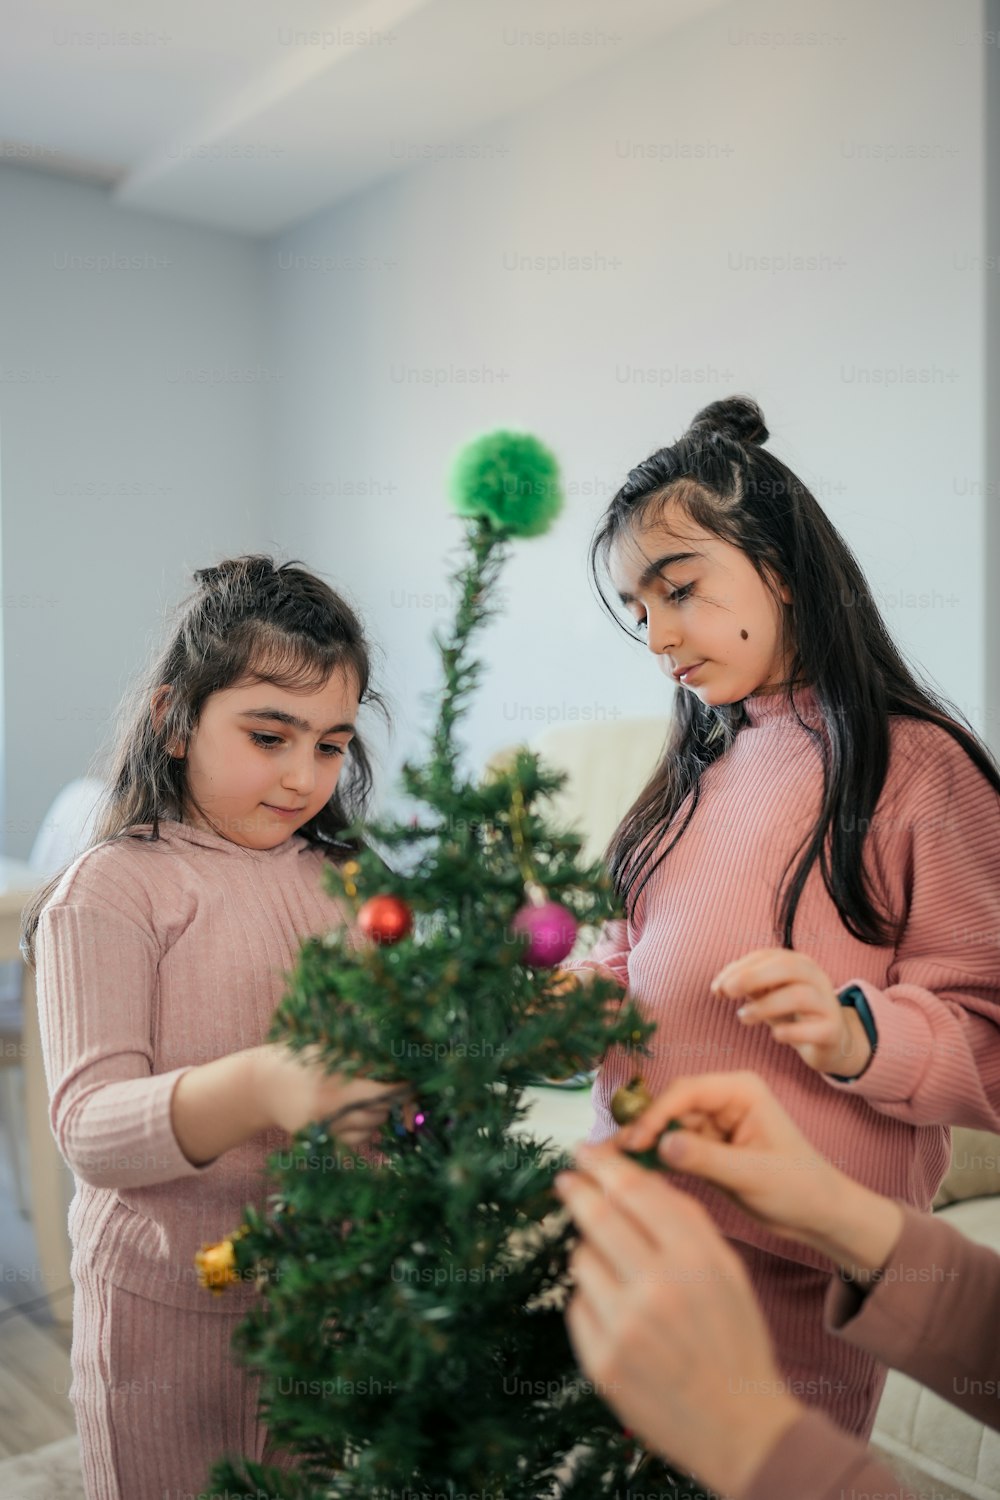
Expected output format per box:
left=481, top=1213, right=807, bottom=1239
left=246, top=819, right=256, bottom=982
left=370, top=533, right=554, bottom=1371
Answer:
left=34, top=820, right=351, bottom=1312
left=575, top=685, right=1000, bottom=1268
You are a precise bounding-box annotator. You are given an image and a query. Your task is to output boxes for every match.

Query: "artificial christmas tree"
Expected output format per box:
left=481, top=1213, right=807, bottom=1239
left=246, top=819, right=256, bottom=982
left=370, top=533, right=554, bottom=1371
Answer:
left=195, top=432, right=705, bottom=1500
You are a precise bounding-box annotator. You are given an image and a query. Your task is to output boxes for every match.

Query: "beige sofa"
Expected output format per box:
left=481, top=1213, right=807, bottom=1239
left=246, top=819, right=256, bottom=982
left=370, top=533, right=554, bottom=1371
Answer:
left=513, top=717, right=1000, bottom=1500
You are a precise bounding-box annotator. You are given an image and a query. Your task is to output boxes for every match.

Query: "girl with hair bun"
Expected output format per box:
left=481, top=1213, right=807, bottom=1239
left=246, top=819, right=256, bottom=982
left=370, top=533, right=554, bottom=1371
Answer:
left=574, top=397, right=1000, bottom=1440
left=22, top=555, right=407, bottom=1499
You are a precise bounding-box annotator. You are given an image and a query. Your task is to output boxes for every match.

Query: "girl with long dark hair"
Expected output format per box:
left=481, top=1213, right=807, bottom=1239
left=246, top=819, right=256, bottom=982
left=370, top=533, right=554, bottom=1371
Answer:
left=23, top=555, right=405, bottom=1500
left=575, top=396, right=1000, bottom=1440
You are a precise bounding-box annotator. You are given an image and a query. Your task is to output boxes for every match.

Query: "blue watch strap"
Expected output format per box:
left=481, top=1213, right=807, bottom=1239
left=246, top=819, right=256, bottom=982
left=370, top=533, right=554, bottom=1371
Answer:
left=829, top=983, right=877, bottom=1081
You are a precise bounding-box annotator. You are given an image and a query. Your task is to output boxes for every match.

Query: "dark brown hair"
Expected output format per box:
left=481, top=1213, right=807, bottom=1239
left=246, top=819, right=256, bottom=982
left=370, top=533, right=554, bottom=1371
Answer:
left=591, top=396, right=1000, bottom=947
left=22, top=554, right=384, bottom=967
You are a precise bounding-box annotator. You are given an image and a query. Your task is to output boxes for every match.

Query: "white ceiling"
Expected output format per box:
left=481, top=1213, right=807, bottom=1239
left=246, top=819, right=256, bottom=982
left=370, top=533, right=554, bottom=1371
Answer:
left=0, top=0, right=729, bottom=237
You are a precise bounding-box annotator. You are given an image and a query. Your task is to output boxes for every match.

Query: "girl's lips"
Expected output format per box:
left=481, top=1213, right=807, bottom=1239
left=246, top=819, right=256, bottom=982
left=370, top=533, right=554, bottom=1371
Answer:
left=674, top=661, right=706, bottom=683
left=264, top=804, right=305, bottom=816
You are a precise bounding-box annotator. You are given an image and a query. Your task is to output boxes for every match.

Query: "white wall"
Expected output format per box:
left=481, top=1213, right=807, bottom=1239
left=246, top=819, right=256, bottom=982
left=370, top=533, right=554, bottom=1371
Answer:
left=267, top=0, right=992, bottom=808
left=0, top=167, right=272, bottom=857
left=2, top=0, right=992, bottom=853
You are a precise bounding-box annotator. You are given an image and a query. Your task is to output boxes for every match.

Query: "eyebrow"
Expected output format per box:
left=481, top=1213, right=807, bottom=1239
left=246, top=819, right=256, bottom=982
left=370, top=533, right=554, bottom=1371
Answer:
left=238, top=708, right=356, bottom=736
left=617, top=551, right=701, bottom=605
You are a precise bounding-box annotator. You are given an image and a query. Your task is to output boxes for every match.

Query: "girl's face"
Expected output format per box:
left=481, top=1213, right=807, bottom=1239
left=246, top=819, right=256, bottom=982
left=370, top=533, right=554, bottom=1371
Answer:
left=162, top=667, right=360, bottom=849
left=608, top=505, right=796, bottom=707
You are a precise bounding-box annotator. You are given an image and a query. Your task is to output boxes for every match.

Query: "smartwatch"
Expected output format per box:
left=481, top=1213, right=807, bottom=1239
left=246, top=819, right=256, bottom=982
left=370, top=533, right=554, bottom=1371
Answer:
left=829, top=983, right=878, bottom=1081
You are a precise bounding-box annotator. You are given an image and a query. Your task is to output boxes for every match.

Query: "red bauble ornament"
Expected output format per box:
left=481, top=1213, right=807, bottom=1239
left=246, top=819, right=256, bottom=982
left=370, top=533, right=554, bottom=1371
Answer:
left=358, top=894, right=413, bottom=945
left=512, top=900, right=578, bottom=967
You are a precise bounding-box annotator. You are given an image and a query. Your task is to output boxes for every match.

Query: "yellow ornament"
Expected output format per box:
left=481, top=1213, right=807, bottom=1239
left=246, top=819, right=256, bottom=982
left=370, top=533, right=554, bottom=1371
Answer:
left=195, top=1235, right=240, bottom=1295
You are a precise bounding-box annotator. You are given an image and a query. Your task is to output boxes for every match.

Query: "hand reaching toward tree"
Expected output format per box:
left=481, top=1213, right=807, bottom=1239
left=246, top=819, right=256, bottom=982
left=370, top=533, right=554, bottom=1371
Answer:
left=618, top=1069, right=904, bottom=1277
left=259, top=1043, right=411, bottom=1150
left=553, top=1143, right=803, bottom=1498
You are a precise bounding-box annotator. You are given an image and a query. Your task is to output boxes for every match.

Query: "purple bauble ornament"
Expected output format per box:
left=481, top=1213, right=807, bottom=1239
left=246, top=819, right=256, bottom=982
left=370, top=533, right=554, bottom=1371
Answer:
left=512, top=901, right=578, bottom=967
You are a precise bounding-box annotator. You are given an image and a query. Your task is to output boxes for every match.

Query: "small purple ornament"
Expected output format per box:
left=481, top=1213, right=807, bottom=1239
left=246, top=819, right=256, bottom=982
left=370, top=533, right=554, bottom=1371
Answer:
left=512, top=900, right=578, bottom=967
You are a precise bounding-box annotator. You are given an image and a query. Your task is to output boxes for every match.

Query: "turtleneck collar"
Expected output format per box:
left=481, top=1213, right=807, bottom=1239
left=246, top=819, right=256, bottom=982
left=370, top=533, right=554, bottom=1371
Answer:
left=125, top=817, right=310, bottom=859
left=741, top=682, right=824, bottom=729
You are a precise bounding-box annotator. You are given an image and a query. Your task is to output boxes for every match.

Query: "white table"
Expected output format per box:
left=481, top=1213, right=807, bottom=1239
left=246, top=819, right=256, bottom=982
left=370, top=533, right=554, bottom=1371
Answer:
left=519, top=1082, right=595, bottom=1156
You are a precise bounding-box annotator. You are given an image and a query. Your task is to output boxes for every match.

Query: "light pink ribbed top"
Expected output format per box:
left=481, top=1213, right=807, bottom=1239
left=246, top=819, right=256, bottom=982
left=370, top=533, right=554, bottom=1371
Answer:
left=574, top=685, right=1000, bottom=1268
left=35, top=820, right=350, bottom=1312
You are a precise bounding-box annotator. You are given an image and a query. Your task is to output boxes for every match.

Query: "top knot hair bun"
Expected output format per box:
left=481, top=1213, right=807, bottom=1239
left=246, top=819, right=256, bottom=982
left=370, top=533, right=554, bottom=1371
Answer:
left=686, top=395, right=769, bottom=447
left=194, top=555, right=278, bottom=592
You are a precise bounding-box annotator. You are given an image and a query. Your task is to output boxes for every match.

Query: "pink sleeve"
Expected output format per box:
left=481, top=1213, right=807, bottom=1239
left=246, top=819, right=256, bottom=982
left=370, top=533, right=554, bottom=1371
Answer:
left=563, top=917, right=631, bottom=989
left=743, top=1200, right=1000, bottom=1500
left=740, top=1408, right=914, bottom=1500
left=825, top=732, right=1000, bottom=1128
left=36, top=901, right=211, bottom=1188
left=823, top=1202, right=1000, bottom=1428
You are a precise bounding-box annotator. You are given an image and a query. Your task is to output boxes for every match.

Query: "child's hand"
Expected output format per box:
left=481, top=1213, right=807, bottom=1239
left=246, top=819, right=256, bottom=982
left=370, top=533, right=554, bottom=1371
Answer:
left=258, top=1043, right=410, bottom=1150
left=710, top=948, right=871, bottom=1077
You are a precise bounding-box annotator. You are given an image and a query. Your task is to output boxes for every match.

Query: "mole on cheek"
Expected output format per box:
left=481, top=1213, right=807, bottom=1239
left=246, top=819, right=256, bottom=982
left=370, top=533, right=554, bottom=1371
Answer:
left=740, top=629, right=749, bottom=640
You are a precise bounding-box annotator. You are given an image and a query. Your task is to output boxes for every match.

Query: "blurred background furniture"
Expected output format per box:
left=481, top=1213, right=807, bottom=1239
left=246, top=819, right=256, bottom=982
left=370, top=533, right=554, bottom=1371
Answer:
left=486, top=716, right=668, bottom=865
left=0, top=1434, right=83, bottom=1499
left=0, top=778, right=104, bottom=1328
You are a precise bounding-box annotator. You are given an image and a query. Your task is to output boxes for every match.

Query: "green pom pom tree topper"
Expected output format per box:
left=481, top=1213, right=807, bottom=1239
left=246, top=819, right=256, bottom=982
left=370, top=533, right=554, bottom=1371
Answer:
left=448, top=429, right=563, bottom=538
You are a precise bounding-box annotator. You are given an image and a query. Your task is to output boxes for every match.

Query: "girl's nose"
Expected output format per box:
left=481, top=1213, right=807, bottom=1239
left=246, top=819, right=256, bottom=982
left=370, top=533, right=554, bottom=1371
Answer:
left=645, top=618, right=679, bottom=658
left=283, top=754, right=316, bottom=795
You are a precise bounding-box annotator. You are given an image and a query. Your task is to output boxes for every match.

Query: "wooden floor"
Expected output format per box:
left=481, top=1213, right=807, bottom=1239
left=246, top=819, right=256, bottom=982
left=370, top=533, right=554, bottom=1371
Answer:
left=0, top=1123, right=76, bottom=1459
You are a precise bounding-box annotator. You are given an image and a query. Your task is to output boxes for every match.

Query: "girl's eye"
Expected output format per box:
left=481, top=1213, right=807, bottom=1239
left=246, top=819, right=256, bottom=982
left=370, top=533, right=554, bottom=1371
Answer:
left=629, top=583, right=693, bottom=631
left=249, top=732, right=345, bottom=758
